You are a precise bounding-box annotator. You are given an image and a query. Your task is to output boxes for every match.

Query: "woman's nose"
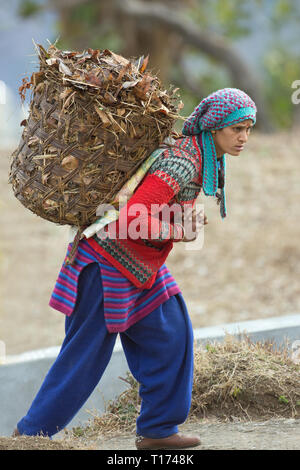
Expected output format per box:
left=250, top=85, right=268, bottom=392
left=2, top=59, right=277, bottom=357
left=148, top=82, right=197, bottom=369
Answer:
left=239, top=130, right=248, bottom=143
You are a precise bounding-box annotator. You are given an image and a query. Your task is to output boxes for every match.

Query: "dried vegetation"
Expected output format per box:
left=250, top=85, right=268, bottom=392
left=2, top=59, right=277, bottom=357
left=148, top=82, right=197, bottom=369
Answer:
left=76, top=335, right=300, bottom=438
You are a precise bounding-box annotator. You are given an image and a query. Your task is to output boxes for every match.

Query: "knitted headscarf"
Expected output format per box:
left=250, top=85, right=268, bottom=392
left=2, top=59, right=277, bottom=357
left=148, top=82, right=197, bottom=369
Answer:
left=182, top=88, right=257, bottom=218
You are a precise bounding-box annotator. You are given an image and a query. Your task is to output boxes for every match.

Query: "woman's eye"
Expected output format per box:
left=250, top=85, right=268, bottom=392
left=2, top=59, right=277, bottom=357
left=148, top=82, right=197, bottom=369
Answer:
left=235, top=127, right=252, bottom=132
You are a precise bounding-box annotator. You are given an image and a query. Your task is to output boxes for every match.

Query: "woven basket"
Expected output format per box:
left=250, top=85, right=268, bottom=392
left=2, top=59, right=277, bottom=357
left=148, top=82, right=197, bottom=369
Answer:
left=9, top=44, right=182, bottom=227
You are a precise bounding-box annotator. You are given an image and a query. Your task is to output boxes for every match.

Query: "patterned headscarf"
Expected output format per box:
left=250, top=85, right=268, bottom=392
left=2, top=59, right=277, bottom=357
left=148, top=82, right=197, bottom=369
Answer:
left=182, top=88, right=257, bottom=218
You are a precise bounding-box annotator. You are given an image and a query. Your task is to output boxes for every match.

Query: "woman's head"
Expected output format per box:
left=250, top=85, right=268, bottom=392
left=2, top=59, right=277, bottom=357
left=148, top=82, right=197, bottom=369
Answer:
left=182, top=88, right=257, bottom=217
left=211, top=118, right=254, bottom=158
left=182, top=88, right=257, bottom=137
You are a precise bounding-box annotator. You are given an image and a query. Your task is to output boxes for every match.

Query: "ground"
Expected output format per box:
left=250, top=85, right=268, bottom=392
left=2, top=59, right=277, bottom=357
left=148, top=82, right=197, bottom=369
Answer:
left=0, top=132, right=299, bottom=450
left=0, top=131, right=299, bottom=355
left=89, top=417, right=300, bottom=450
left=1, top=417, right=299, bottom=450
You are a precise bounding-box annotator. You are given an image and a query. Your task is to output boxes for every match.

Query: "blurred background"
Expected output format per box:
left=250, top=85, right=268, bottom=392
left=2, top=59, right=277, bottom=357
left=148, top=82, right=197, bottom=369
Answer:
left=0, top=0, right=299, bottom=355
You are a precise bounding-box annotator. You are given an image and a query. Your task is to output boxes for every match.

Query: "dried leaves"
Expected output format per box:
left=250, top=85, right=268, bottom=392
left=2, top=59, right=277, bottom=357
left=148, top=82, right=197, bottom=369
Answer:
left=36, top=44, right=181, bottom=116
left=94, top=105, right=112, bottom=127
left=19, top=76, right=33, bottom=102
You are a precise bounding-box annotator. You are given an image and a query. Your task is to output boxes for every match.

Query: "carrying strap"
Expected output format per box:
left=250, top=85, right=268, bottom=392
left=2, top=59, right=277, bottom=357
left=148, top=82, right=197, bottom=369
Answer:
left=64, top=225, right=87, bottom=266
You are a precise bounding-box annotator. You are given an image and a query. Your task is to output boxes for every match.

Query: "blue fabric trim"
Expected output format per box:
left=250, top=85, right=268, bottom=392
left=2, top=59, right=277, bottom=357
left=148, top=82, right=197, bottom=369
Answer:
left=214, top=106, right=256, bottom=129
left=51, top=292, right=74, bottom=308
left=55, top=282, right=77, bottom=298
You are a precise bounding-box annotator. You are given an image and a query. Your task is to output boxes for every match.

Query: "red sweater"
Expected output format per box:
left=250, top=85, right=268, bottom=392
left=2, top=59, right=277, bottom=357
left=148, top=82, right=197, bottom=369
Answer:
left=87, top=135, right=203, bottom=288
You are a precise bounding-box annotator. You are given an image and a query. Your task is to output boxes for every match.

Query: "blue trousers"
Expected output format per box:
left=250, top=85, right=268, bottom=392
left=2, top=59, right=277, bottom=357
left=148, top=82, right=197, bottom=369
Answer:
left=17, top=263, right=194, bottom=438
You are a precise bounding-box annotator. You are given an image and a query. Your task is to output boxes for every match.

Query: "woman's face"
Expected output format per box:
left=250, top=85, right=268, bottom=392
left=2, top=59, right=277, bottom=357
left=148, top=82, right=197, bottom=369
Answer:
left=212, top=119, right=254, bottom=158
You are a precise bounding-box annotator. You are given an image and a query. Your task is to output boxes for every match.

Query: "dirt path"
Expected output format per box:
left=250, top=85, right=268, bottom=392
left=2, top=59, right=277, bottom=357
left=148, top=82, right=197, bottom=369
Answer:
left=1, top=417, right=299, bottom=450
left=88, top=418, right=300, bottom=451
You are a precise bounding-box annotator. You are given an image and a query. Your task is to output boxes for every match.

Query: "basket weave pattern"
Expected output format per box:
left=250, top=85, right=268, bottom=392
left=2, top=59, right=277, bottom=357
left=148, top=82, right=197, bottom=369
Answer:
left=9, top=45, right=181, bottom=226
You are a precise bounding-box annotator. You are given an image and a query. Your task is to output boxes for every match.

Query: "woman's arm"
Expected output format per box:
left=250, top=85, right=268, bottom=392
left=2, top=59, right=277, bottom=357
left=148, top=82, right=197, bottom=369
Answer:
left=101, top=142, right=202, bottom=243
left=117, top=173, right=185, bottom=242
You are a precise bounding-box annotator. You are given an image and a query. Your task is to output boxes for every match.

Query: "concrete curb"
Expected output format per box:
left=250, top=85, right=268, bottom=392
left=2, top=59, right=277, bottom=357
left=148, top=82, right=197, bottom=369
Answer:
left=193, top=313, right=300, bottom=345
left=0, top=313, right=299, bottom=436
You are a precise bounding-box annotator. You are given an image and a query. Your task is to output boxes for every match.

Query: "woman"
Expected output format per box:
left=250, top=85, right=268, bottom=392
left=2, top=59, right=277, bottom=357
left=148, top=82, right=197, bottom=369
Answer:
left=14, top=88, right=256, bottom=450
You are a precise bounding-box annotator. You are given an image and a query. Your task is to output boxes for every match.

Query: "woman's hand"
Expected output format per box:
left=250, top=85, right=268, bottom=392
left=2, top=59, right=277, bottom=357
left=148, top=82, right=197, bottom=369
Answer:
left=181, top=207, right=208, bottom=243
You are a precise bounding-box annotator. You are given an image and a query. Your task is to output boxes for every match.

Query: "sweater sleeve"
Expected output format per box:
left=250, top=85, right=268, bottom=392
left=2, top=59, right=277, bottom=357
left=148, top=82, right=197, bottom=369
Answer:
left=115, top=149, right=199, bottom=242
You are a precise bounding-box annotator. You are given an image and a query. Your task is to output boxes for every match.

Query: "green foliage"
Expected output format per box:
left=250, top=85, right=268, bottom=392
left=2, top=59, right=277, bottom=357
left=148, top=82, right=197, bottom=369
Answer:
left=209, top=0, right=251, bottom=38
left=186, top=0, right=300, bottom=128
left=88, top=32, right=122, bottom=53
left=53, top=1, right=123, bottom=53
left=70, top=3, right=99, bottom=28
left=188, top=0, right=262, bottom=39
left=231, top=386, right=242, bottom=399
left=271, top=0, right=300, bottom=31
left=71, top=426, right=85, bottom=437
left=199, top=67, right=231, bottom=95
left=205, top=343, right=217, bottom=353
left=54, top=30, right=122, bottom=57
left=263, top=47, right=300, bottom=128
left=18, top=0, right=42, bottom=18
left=190, top=0, right=300, bottom=39
left=278, top=395, right=289, bottom=404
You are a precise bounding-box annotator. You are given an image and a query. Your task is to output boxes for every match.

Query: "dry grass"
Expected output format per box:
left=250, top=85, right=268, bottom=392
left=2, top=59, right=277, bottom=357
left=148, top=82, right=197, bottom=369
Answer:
left=191, top=335, right=300, bottom=421
left=73, top=334, right=300, bottom=439
left=0, top=435, right=90, bottom=450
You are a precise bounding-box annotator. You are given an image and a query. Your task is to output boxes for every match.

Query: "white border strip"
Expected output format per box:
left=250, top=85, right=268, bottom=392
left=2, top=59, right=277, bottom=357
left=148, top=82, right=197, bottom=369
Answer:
left=194, top=313, right=300, bottom=341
